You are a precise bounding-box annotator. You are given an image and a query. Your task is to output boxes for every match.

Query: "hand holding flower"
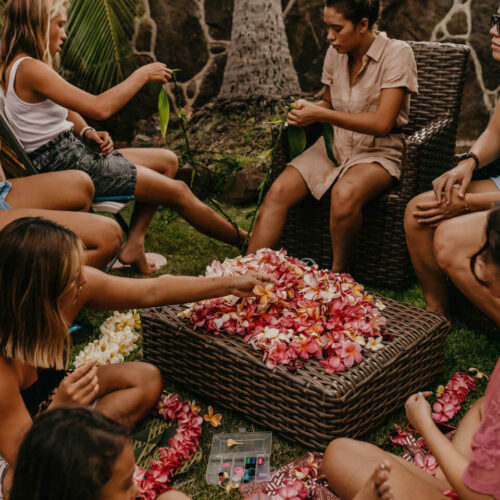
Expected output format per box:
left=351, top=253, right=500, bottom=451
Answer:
left=230, top=272, right=277, bottom=298
left=405, top=391, right=434, bottom=433
left=287, top=99, right=323, bottom=127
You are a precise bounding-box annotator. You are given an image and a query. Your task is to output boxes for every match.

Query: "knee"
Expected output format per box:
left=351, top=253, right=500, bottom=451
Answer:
left=162, top=150, right=178, bottom=178
left=404, top=191, right=433, bottom=233
left=102, top=218, right=123, bottom=254
left=433, top=220, right=457, bottom=272
left=169, top=180, right=193, bottom=208
left=135, top=362, right=163, bottom=407
left=330, top=186, right=359, bottom=223
left=73, top=170, right=95, bottom=210
left=324, top=438, right=355, bottom=467
left=263, top=180, right=293, bottom=210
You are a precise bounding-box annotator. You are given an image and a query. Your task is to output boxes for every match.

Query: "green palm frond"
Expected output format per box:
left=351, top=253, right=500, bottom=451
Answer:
left=61, top=0, right=138, bottom=93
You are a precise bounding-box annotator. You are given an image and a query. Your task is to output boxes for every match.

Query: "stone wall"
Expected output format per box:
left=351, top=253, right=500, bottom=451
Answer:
left=122, top=0, right=500, bottom=144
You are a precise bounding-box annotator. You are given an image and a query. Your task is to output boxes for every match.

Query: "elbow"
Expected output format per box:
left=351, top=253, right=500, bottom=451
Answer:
left=92, top=106, right=112, bottom=121
left=373, top=122, right=394, bottom=137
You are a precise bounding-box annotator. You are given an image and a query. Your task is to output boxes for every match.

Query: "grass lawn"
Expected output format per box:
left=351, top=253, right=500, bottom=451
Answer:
left=75, top=204, right=500, bottom=500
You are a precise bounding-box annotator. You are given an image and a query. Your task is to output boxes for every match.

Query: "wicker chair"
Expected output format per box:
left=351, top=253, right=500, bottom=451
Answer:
left=272, top=41, right=470, bottom=289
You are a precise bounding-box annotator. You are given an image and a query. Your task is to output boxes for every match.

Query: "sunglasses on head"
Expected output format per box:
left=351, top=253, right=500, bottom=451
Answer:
left=491, top=13, right=500, bottom=32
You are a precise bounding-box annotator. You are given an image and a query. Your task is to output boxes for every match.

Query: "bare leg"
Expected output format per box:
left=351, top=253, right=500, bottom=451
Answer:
left=0, top=208, right=122, bottom=269
left=330, top=163, right=394, bottom=272
left=129, top=167, right=245, bottom=257
left=6, top=170, right=95, bottom=211
left=434, top=211, right=500, bottom=324
left=324, top=438, right=449, bottom=500
left=405, top=191, right=449, bottom=314
left=405, top=180, right=498, bottom=315
left=246, top=166, right=308, bottom=254
left=117, top=148, right=178, bottom=274
left=95, top=362, right=163, bottom=428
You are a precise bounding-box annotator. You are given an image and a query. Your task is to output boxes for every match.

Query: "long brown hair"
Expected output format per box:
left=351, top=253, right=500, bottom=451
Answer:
left=0, top=217, right=84, bottom=368
left=0, top=0, right=67, bottom=89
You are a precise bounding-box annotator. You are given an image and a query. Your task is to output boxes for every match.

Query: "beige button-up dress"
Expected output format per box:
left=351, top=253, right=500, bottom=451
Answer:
left=290, top=33, right=418, bottom=200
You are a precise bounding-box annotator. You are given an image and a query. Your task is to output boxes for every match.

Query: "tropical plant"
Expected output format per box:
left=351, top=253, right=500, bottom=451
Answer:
left=61, top=0, right=138, bottom=93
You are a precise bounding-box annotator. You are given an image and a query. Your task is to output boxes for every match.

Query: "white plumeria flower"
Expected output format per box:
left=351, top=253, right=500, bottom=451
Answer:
left=365, top=337, right=384, bottom=351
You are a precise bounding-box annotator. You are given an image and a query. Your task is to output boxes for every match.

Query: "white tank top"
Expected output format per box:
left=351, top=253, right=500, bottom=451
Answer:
left=4, top=57, right=73, bottom=152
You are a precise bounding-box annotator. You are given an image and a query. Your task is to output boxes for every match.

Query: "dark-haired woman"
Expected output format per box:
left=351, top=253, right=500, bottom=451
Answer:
left=323, top=208, right=500, bottom=499
left=405, top=9, right=500, bottom=323
left=247, top=0, right=418, bottom=273
left=0, top=217, right=272, bottom=499
left=10, top=407, right=190, bottom=500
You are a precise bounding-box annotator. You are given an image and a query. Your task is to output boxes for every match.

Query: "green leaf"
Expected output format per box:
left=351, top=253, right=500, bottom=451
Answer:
left=287, top=126, right=306, bottom=160
left=266, top=120, right=284, bottom=125
left=322, top=123, right=339, bottom=166
left=260, top=147, right=275, bottom=160
left=158, top=86, right=170, bottom=140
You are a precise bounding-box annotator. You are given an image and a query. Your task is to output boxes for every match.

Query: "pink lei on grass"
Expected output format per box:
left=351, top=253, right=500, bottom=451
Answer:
left=182, top=249, right=387, bottom=373
left=135, top=394, right=203, bottom=500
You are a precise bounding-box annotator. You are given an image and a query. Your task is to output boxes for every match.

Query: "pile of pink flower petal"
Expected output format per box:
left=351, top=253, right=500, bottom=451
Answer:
left=432, top=372, right=476, bottom=423
left=135, top=394, right=203, bottom=500
left=182, top=249, right=387, bottom=373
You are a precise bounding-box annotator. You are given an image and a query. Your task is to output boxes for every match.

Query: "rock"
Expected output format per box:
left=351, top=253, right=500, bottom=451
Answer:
left=223, top=165, right=265, bottom=204
left=131, top=134, right=154, bottom=147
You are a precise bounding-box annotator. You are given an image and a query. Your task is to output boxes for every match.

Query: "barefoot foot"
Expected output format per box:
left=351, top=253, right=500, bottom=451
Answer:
left=118, top=242, right=158, bottom=275
left=353, top=460, right=393, bottom=500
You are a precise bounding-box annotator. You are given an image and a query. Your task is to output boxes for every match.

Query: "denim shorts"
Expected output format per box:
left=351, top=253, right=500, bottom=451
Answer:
left=29, top=131, right=137, bottom=197
left=0, top=181, right=12, bottom=209
left=492, top=175, right=500, bottom=190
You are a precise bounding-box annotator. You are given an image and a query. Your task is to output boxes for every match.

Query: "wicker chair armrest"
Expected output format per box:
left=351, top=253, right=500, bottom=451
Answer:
left=402, top=116, right=456, bottom=197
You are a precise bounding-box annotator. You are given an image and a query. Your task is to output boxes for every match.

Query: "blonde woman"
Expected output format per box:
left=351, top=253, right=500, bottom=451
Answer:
left=0, top=217, right=271, bottom=499
left=0, top=0, right=245, bottom=275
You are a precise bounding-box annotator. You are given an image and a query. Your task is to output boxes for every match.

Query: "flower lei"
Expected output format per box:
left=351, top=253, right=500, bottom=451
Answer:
left=74, top=313, right=209, bottom=498
left=432, top=372, right=476, bottom=423
left=390, top=371, right=477, bottom=476
left=181, top=248, right=387, bottom=373
left=74, top=310, right=141, bottom=367
left=134, top=394, right=203, bottom=500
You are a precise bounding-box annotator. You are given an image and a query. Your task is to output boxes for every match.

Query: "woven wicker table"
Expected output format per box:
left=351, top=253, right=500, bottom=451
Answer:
left=141, top=295, right=449, bottom=450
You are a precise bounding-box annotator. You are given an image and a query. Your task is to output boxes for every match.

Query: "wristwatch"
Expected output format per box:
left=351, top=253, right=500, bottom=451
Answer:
left=457, top=151, right=480, bottom=170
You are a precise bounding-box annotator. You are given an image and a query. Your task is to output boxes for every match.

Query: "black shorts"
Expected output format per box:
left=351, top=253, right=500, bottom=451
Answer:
left=29, top=130, right=137, bottom=197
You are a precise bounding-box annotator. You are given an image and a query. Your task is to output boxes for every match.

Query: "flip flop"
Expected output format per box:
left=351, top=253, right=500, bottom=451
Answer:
left=112, top=252, right=167, bottom=271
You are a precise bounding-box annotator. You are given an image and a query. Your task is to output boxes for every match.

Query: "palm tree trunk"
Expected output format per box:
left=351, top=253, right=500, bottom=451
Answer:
left=218, top=0, right=301, bottom=102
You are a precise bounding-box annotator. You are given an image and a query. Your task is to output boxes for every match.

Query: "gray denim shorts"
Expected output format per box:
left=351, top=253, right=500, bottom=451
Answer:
left=29, top=131, right=137, bottom=197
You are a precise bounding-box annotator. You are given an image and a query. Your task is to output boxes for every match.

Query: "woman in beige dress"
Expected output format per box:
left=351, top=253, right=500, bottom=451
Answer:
left=247, top=0, right=418, bottom=273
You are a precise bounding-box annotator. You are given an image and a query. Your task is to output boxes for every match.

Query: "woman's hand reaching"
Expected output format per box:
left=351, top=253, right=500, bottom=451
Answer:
left=229, top=272, right=277, bottom=298
left=136, top=62, right=173, bottom=84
